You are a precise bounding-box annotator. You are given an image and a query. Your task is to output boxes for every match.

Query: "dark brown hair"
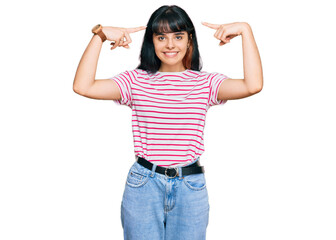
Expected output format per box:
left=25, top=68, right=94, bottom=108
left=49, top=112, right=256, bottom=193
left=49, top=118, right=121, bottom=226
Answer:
left=137, top=5, right=202, bottom=73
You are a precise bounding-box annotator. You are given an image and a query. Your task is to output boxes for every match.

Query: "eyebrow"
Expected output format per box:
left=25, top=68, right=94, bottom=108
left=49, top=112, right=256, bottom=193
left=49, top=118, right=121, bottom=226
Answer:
left=155, top=32, right=185, bottom=36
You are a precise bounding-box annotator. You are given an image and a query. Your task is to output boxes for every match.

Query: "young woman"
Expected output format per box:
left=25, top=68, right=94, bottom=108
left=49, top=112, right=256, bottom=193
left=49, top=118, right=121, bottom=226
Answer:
left=73, top=5, right=263, bottom=240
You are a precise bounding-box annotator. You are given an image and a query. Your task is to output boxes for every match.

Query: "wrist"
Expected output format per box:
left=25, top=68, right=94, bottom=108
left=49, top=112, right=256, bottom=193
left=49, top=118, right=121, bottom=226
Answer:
left=92, top=34, right=104, bottom=44
left=92, top=24, right=107, bottom=42
left=240, top=22, right=251, bottom=36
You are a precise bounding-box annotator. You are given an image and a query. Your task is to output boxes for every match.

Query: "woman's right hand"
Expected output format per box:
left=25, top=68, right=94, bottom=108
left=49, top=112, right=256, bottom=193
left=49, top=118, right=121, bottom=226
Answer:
left=102, top=26, right=147, bottom=50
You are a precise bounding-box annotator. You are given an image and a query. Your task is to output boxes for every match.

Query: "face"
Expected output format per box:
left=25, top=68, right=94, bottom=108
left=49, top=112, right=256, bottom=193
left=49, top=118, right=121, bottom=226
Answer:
left=153, top=31, right=190, bottom=72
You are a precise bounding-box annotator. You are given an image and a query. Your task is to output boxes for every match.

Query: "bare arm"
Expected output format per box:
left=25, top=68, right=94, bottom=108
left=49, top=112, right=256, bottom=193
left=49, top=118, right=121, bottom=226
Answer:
left=72, top=25, right=146, bottom=100
left=202, top=22, right=263, bottom=100
left=72, top=34, right=106, bottom=94
left=217, top=24, right=263, bottom=100
left=240, top=23, right=263, bottom=93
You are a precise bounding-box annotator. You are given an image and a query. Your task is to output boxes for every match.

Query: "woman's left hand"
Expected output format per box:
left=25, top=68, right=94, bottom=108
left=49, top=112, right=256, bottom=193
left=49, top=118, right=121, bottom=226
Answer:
left=201, top=22, right=247, bottom=46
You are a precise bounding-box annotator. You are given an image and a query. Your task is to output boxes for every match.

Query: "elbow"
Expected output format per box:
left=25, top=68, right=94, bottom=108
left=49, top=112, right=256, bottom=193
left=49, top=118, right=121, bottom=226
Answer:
left=73, top=78, right=94, bottom=96
left=248, top=79, right=263, bottom=94
left=245, top=77, right=263, bottom=95
left=248, top=85, right=263, bottom=94
left=255, top=85, right=263, bottom=93
left=73, top=85, right=86, bottom=96
left=73, top=85, right=81, bottom=94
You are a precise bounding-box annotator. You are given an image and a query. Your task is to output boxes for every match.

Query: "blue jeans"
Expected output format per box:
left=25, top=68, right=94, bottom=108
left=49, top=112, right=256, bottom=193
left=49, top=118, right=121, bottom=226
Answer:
left=121, top=158, right=210, bottom=240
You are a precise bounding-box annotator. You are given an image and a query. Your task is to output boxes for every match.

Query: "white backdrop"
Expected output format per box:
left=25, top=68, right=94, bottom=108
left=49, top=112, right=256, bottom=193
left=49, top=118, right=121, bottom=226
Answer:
left=1, top=0, right=335, bottom=239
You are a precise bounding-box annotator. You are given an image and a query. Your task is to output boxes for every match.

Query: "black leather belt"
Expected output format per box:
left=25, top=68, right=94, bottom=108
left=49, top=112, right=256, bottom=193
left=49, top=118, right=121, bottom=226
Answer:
left=137, top=156, right=205, bottom=178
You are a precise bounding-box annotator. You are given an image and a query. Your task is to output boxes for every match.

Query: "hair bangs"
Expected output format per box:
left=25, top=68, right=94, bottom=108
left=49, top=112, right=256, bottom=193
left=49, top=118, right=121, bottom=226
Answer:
left=152, top=11, right=190, bottom=34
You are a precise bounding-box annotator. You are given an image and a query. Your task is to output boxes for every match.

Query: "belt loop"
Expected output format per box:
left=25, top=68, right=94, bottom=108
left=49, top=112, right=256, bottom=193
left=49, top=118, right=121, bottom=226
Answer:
left=178, top=166, right=183, bottom=179
left=150, top=163, right=157, bottom=178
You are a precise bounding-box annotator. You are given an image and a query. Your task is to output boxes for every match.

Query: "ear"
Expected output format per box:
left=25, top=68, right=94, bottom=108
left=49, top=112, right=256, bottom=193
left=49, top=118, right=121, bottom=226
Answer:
left=188, top=34, right=192, bottom=45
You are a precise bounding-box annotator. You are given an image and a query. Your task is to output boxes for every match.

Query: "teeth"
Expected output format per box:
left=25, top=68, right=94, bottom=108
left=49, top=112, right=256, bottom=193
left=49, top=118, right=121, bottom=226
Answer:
left=165, top=52, right=178, bottom=55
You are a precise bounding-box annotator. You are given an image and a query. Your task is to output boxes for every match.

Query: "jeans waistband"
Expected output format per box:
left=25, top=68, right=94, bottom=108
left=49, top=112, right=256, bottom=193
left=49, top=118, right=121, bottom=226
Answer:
left=136, top=156, right=204, bottom=178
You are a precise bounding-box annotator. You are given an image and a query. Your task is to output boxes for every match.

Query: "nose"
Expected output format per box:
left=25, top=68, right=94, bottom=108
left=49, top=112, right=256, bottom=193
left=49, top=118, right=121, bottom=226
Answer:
left=166, top=37, right=175, bottom=49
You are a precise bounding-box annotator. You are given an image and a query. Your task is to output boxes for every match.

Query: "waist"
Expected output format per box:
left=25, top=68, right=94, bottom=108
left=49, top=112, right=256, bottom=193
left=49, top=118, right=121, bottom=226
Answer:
left=136, top=156, right=204, bottom=178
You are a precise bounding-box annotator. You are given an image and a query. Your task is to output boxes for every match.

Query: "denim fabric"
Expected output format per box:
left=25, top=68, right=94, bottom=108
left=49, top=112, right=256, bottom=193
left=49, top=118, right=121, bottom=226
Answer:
left=120, top=158, right=210, bottom=240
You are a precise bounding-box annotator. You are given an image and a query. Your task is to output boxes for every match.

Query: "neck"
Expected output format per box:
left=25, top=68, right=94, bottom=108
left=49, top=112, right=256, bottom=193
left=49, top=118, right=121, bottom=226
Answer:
left=158, top=64, right=186, bottom=72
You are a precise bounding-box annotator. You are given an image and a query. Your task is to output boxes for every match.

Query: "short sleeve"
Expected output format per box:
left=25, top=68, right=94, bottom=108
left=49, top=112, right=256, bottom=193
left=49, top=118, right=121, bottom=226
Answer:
left=109, top=70, right=137, bottom=107
left=207, top=72, right=230, bottom=107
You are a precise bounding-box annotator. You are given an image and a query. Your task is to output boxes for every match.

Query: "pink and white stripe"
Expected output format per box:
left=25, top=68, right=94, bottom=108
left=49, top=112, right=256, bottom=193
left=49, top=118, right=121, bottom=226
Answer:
left=110, top=69, right=229, bottom=167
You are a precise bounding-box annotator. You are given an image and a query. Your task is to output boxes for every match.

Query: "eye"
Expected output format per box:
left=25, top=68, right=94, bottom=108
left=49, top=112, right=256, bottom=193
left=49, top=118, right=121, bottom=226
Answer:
left=176, top=36, right=182, bottom=40
left=158, top=36, right=165, bottom=41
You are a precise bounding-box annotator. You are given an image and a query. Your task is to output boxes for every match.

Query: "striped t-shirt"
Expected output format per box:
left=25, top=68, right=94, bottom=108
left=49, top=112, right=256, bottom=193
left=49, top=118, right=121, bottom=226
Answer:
left=110, top=69, right=229, bottom=167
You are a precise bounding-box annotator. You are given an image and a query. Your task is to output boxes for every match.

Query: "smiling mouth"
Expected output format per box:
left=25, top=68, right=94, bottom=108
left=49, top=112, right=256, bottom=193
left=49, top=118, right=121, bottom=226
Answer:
left=163, top=51, right=179, bottom=57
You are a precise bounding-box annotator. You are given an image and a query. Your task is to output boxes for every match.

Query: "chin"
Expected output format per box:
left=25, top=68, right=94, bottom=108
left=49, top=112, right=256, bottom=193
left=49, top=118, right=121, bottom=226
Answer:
left=159, top=54, right=185, bottom=65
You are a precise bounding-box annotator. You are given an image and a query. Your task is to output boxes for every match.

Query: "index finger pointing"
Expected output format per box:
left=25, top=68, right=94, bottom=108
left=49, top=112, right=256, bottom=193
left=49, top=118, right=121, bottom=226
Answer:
left=201, top=22, right=220, bottom=29
left=127, top=26, right=147, bottom=33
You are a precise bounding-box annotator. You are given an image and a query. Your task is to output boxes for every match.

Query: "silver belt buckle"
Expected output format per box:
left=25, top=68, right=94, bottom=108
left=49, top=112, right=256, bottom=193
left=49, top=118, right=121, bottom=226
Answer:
left=165, top=167, right=179, bottom=178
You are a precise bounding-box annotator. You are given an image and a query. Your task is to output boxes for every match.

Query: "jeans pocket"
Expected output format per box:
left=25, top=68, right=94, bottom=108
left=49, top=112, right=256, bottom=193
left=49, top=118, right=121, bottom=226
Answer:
left=183, top=173, right=207, bottom=191
left=125, top=164, right=150, bottom=188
